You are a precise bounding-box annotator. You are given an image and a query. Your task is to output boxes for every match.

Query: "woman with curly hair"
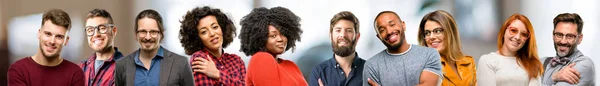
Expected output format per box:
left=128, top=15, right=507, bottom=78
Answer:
left=179, top=6, right=245, bottom=85
left=240, top=7, right=305, bottom=86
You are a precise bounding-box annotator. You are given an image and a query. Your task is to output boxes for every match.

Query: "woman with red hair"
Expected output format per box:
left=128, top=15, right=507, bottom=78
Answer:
left=477, top=13, right=543, bottom=86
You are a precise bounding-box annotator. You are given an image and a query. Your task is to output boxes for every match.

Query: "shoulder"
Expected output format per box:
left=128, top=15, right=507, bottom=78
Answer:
left=224, top=52, right=244, bottom=61
left=313, top=58, right=334, bottom=71
left=60, top=60, right=84, bottom=73
left=573, top=56, right=595, bottom=68
left=410, top=44, right=438, bottom=53
left=250, top=52, right=277, bottom=63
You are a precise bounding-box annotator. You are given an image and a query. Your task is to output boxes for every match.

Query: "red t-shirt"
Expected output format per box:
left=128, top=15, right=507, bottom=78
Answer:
left=246, top=52, right=307, bottom=86
left=7, top=57, right=84, bottom=86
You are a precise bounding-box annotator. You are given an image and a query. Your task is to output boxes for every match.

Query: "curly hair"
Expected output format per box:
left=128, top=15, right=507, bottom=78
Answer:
left=179, top=6, right=237, bottom=55
left=239, top=7, right=303, bottom=56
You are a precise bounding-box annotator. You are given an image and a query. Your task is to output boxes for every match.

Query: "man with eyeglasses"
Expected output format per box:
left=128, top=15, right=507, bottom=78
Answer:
left=79, top=9, right=123, bottom=86
left=541, top=13, right=595, bottom=86
left=114, top=9, right=194, bottom=86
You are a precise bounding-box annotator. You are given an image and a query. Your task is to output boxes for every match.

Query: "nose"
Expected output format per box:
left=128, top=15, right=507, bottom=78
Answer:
left=275, top=34, right=283, bottom=42
left=144, top=32, right=152, bottom=39
left=513, top=33, right=521, bottom=40
left=49, top=36, right=57, bottom=45
left=208, top=29, right=216, bottom=37
left=93, top=29, right=101, bottom=37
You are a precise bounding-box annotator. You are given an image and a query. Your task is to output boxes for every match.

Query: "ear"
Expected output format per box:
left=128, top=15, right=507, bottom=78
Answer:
left=401, top=21, right=406, bottom=31
left=63, top=36, right=70, bottom=46
left=38, top=29, right=42, bottom=39
left=577, top=34, right=583, bottom=44
left=356, top=32, right=361, bottom=42
left=112, top=26, right=118, bottom=38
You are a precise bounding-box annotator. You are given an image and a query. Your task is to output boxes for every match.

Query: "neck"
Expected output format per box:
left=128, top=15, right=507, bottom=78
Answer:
left=95, top=47, right=116, bottom=60
left=206, top=48, right=222, bottom=59
left=499, top=47, right=516, bottom=57
left=334, top=52, right=356, bottom=69
left=388, top=41, right=410, bottom=54
left=140, top=48, right=159, bottom=59
left=32, top=53, right=63, bottom=66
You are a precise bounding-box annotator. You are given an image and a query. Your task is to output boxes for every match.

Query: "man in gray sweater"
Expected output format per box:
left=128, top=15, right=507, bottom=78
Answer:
left=541, top=13, right=595, bottom=86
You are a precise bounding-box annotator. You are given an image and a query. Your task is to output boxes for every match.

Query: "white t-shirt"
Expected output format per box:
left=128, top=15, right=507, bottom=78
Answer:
left=477, top=51, right=541, bottom=86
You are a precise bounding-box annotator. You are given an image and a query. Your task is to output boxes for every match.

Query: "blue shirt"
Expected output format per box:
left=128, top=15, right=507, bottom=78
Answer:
left=133, top=47, right=164, bottom=86
left=309, top=52, right=366, bottom=86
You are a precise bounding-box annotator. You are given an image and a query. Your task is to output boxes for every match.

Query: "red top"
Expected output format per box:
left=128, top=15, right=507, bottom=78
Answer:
left=8, top=57, right=85, bottom=86
left=192, top=50, right=246, bottom=86
left=245, top=52, right=307, bottom=86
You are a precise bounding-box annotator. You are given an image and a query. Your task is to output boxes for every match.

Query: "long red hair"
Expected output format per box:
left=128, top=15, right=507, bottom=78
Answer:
left=497, top=13, right=543, bottom=79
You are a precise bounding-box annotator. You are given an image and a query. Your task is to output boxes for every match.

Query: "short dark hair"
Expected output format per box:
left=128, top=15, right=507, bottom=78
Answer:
left=239, top=7, right=303, bottom=56
left=553, top=13, right=584, bottom=34
left=330, top=11, right=359, bottom=33
left=42, top=9, right=71, bottom=30
left=179, top=6, right=237, bottom=55
left=134, top=9, right=164, bottom=40
left=86, top=9, right=114, bottom=24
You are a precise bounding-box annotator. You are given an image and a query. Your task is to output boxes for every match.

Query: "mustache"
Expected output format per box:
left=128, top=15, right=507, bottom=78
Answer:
left=141, top=39, right=156, bottom=43
left=556, top=42, right=571, bottom=47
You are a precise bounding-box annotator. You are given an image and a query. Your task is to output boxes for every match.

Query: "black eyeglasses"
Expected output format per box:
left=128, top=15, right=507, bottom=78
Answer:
left=85, top=24, right=114, bottom=36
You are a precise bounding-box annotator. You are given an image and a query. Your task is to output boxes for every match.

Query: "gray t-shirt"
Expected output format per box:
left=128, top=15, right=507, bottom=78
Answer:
left=363, top=44, right=442, bottom=86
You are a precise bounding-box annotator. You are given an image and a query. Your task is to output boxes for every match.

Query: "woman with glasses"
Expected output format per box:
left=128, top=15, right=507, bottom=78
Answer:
left=417, top=10, right=476, bottom=86
left=477, top=14, right=543, bottom=86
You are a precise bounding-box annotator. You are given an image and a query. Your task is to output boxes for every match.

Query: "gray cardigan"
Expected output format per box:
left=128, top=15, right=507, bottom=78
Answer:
left=114, top=49, right=194, bottom=86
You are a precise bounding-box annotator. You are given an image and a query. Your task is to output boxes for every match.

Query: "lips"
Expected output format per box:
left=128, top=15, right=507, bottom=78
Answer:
left=386, top=33, right=399, bottom=43
left=210, top=37, right=219, bottom=44
left=44, top=43, right=57, bottom=52
left=92, top=38, right=104, bottom=46
left=276, top=43, right=285, bottom=49
left=429, top=41, right=440, bottom=48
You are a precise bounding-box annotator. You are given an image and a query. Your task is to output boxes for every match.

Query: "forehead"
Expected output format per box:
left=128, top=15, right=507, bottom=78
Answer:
left=376, top=13, right=399, bottom=24
left=42, top=20, right=68, bottom=34
left=198, top=15, right=218, bottom=27
left=85, top=17, right=109, bottom=26
left=424, top=20, right=441, bottom=30
left=334, top=20, right=355, bottom=28
left=137, top=18, right=160, bottom=30
left=508, top=20, right=528, bottom=31
left=554, top=22, right=578, bottom=33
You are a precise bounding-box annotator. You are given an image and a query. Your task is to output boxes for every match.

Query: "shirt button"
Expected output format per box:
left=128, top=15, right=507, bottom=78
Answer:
left=341, top=72, right=344, bottom=74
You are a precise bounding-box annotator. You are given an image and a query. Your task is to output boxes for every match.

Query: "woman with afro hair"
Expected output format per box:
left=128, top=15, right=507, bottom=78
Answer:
left=240, top=6, right=305, bottom=86
left=179, top=6, right=246, bottom=85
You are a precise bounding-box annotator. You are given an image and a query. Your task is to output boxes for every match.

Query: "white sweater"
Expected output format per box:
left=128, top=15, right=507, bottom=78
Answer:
left=477, top=51, right=541, bottom=86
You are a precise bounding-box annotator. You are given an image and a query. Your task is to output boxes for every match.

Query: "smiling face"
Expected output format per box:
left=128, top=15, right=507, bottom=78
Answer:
left=85, top=17, right=115, bottom=52
left=136, top=18, right=162, bottom=52
left=331, top=20, right=359, bottom=57
left=38, top=20, right=69, bottom=58
left=375, top=13, right=405, bottom=49
left=553, top=22, right=581, bottom=57
left=266, top=25, right=288, bottom=55
left=424, top=20, right=445, bottom=52
left=502, top=20, right=530, bottom=53
left=197, top=15, right=223, bottom=52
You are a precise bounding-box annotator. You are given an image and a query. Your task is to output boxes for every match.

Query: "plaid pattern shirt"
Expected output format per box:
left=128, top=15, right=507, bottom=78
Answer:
left=192, top=50, right=246, bottom=86
left=79, top=47, right=123, bottom=86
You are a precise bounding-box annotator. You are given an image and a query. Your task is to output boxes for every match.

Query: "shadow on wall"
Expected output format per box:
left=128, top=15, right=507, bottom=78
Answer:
left=296, top=42, right=334, bottom=80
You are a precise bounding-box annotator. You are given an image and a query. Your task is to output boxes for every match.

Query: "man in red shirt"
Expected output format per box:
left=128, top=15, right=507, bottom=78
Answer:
left=7, top=9, right=84, bottom=86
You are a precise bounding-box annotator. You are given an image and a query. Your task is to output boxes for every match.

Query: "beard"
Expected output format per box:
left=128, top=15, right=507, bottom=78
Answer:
left=39, top=43, right=59, bottom=59
left=380, top=30, right=404, bottom=50
left=332, top=37, right=357, bottom=57
left=554, top=41, right=577, bottom=57
left=140, top=38, right=158, bottom=52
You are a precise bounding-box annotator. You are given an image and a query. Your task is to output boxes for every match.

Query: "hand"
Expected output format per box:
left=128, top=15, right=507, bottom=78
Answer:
left=191, top=54, right=220, bottom=79
left=552, top=63, right=580, bottom=84
left=318, top=78, right=324, bottom=86
left=368, top=78, right=379, bottom=86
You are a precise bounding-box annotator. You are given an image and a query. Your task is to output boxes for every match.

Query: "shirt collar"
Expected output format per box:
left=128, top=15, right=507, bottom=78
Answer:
left=86, top=47, right=124, bottom=63
left=330, top=52, right=361, bottom=69
left=134, top=46, right=165, bottom=65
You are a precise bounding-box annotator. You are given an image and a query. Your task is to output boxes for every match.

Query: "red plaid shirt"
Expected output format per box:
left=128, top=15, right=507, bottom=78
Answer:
left=191, top=50, right=246, bottom=86
left=79, top=48, right=123, bottom=86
